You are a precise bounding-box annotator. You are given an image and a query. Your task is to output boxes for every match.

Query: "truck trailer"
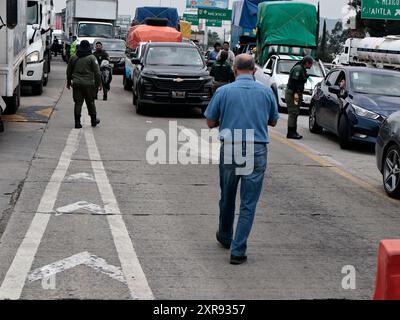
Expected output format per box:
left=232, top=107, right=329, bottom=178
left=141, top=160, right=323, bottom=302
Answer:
left=0, top=0, right=27, bottom=118
left=335, top=36, right=400, bottom=69
left=64, top=0, right=118, bottom=60
left=22, top=0, right=55, bottom=95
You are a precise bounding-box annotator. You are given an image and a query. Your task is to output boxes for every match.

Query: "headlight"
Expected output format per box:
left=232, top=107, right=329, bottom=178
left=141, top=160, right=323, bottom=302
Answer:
left=27, top=51, right=40, bottom=64
left=352, top=104, right=380, bottom=120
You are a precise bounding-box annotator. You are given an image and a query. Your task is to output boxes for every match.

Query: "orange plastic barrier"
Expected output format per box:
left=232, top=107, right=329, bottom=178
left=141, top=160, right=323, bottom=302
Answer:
left=126, top=25, right=182, bottom=49
left=373, top=240, right=400, bottom=300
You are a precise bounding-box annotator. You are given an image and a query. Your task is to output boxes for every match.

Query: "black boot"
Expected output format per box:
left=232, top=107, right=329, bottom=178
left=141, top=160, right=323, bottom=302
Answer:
left=0, top=119, right=4, bottom=133
left=287, top=126, right=303, bottom=140
left=74, top=114, right=82, bottom=129
left=90, top=114, right=100, bottom=127
left=103, top=92, right=107, bottom=101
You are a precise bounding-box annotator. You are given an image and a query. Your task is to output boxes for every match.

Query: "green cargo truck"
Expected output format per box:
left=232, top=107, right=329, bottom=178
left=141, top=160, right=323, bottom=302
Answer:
left=256, top=1, right=319, bottom=66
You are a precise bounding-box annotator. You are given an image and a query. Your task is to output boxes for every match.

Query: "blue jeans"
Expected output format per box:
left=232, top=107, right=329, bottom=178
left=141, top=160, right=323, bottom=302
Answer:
left=218, top=143, right=267, bottom=257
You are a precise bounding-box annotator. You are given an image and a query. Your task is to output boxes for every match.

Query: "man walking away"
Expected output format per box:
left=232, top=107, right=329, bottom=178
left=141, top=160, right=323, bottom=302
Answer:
left=285, top=55, right=313, bottom=140
left=210, top=51, right=235, bottom=93
left=66, top=40, right=101, bottom=129
left=204, top=54, right=279, bottom=265
left=217, top=41, right=235, bottom=67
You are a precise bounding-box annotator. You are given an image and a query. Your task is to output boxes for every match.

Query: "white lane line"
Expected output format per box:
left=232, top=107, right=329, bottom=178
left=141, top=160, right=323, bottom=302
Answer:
left=84, top=115, right=154, bottom=300
left=0, top=129, right=81, bottom=300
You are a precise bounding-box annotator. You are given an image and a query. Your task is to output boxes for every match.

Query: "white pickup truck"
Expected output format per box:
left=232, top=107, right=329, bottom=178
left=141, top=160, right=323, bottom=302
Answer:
left=255, top=54, right=326, bottom=110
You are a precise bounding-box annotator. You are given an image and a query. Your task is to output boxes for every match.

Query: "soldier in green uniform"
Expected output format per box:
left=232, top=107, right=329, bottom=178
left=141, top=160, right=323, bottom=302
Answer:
left=285, top=56, right=314, bottom=139
left=66, top=40, right=102, bottom=129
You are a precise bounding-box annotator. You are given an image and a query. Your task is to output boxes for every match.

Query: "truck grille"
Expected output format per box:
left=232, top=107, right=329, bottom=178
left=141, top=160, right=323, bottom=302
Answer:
left=153, top=79, right=203, bottom=91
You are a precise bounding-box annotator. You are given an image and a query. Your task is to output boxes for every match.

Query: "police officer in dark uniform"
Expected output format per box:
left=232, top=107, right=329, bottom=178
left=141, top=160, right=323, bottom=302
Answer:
left=66, top=40, right=101, bottom=129
left=285, top=55, right=313, bottom=139
left=93, top=41, right=110, bottom=100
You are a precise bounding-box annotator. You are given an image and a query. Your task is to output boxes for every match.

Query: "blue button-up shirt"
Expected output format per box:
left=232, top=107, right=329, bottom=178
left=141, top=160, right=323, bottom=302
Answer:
left=204, top=75, right=279, bottom=144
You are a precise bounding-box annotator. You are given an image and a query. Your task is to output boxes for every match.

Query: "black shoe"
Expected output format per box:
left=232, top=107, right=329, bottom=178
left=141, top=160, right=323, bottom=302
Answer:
left=90, top=115, right=100, bottom=127
left=0, top=120, right=4, bottom=133
left=103, top=94, right=107, bottom=101
left=286, top=127, right=303, bottom=140
left=74, top=115, right=82, bottom=129
left=216, top=232, right=230, bottom=249
left=230, top=255, right=247, bottom=265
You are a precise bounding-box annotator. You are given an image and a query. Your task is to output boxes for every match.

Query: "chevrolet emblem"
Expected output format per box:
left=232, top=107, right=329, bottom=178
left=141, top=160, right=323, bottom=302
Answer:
left=173, top=78, right=184, bottom=83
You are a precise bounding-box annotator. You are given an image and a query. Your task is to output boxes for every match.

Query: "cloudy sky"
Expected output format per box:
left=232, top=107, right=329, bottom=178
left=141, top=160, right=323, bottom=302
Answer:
left=54, top=0, right=348, bottom=19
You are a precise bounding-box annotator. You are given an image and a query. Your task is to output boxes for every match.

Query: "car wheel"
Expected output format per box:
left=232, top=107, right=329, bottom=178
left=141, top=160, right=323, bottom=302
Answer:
left=309, top=103, right=323, bottom=134
left=136, top=98, right=144, bottom=114
left=338, top=114, right=351, bottom=149
left=383, top=144, right=400, bottom=199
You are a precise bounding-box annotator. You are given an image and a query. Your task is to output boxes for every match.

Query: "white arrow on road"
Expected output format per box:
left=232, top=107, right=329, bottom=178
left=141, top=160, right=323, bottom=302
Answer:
left=65, top=172, right=95, bottom=182
left=55, top=201, right=105, bottom=216
left=28, top=251, right=126, bottom=284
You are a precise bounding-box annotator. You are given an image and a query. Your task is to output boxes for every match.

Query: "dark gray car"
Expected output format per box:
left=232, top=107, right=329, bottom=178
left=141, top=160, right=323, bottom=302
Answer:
left=376, top=111, right=400, bottom=198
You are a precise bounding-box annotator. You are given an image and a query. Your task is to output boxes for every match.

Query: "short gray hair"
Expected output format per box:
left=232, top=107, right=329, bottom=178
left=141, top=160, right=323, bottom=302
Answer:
left=234, top=54, right=255, bottom=71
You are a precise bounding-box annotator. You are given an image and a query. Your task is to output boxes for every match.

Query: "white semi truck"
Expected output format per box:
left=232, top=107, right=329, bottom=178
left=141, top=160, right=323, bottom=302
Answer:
left=0, top=0, right=27, bottom=119
left=22, top=0, right=55, bottom=95
left=64, top=0, right=118, bottom=61
left=334, top=36, right=400, bottom=69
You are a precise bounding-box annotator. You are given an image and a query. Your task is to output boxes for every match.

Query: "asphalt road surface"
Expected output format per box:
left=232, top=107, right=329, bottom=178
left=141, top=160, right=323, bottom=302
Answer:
left=0, top=58, right=399, bottom=300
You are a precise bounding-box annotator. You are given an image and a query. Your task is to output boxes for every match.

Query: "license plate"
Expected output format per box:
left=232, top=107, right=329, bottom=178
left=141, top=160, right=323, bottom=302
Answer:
left=171, top=91, right=186, bottom=99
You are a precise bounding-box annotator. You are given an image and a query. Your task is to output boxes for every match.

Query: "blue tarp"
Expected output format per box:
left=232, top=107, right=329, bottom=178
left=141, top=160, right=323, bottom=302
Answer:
left=239, top=0, right=288, bottom=29
left=135, top=7, right=179, bottom=27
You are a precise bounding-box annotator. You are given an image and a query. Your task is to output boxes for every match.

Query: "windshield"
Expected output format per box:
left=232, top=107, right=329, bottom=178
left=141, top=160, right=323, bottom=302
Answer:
left=277, top=60, right=324, bottom=77
left=351, top=71, right=400, bottom=97
left=146, top=46, right=204, bottom=67
left=78, top=23, right=113, bottom=38
left=27, top=1, right=39, bottom=25
left=100, top=41, right=126, bottom=51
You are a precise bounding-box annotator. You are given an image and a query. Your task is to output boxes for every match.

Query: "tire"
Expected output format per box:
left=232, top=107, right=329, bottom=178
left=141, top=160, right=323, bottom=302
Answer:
left=309, top=103, right=323, bottom=134
left=338, top=114, right=351, bottom=149
left=43, top=73, right=48, bottom=87
left=123, top=74, right=132, bottom=91
left=135, top=97, right=144, bottom=115
left=4, top=74, right=21, bottom=115
left=383, top=144, right=400, bottom=199
left=31, top=79, right=44, bottom=95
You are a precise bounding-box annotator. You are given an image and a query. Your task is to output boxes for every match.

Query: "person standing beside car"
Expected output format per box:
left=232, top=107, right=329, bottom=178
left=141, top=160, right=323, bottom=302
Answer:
left=208, top=42, right=222, bottom=63
left=285, top=55, right=313, bottom=140
left=210, top=50, right=235, bottom=92
left=217, top=41, right=235, bottom=67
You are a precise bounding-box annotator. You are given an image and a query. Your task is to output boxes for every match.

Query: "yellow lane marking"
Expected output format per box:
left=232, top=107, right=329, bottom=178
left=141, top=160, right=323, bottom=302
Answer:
left=35, top=107, right=53, bottom=118
left=270, top=131, right=399, bottom=205
left=1, top=114, right=28, bottom=122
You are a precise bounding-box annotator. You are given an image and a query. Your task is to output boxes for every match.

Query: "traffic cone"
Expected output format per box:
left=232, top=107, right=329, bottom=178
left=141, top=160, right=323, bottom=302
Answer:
left=373, top=240, right=400, bottom=300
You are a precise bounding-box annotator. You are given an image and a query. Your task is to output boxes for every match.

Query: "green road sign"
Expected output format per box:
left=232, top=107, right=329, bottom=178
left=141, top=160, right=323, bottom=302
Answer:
left=206, top=19, right=222, bottom=27
left=198, top=8, right=232, bottom=21
left=362, top=0, right=400, bottom=20
left=183, top=13, right=199, bottom=25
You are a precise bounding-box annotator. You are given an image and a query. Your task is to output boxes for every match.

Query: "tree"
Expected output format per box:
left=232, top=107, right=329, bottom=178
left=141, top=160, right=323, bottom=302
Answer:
left=326, top=21, right=349, bottom=60
left=318, top=20, right=328, bottom=61
left=207, top=31, right=220, bottom=47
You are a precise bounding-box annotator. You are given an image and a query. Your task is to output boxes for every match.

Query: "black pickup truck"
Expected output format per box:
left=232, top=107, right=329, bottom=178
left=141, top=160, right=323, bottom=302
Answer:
left=131, top=42, right=213, bottom=114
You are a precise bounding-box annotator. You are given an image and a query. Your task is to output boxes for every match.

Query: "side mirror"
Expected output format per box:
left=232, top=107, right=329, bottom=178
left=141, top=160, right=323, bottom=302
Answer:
left=131, top=58, right=141, bottom=65
left=264, top=69, right=272, bottom=76
left=328, top=85, right=341, bottom=95
left=32, top=24, right=40, bottom=31
left=6, top=0, right=18, bottom=29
